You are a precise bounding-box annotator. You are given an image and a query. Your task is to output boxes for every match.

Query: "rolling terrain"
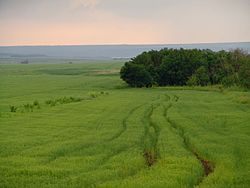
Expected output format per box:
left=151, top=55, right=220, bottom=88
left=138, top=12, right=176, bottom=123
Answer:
left=0, top=60, right=250, bottom=187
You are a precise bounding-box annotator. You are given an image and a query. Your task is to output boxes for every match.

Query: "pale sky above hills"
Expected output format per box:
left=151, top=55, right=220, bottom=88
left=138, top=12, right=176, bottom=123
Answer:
left=0, top=0, right=249, bottom=45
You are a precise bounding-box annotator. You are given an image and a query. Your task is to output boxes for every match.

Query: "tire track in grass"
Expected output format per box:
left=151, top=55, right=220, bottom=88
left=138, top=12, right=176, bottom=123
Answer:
left=73, top=94, right=175, bottom=185
left=142, top=103, right=161, bottom=167
left=64, top=101, right=155, bottom=186
left=141, top=94, right=171, bottom=167
left=46, top=101, right=150, bottom=186
left=46, top=100, right=148, bottom=166
left=163, top=94, right=214, bottom=187
left=91, top=94, right=170, bottom=185
left=62, top=145, right=132, bottom=187
left=107, top=103, right=145, bottom=142
left=91, top=96, right=164, bottom=184
left=47, top=94, right=164, bottom=185
left=107, top=94, right=162, bottom=143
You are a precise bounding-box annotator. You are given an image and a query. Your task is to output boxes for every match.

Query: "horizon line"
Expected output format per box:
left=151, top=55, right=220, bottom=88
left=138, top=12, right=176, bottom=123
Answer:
left=0, top=41, right=250, bottom=47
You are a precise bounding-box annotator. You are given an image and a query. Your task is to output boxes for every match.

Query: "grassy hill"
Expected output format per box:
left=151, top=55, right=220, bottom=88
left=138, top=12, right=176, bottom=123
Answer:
left=0, top=60, right=249, bottom=187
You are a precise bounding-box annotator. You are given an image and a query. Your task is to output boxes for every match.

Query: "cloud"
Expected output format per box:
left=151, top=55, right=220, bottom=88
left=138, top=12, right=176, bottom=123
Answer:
left=0, top=0, right=249, bottom=45
left=70, top=0, right=100, bottom=9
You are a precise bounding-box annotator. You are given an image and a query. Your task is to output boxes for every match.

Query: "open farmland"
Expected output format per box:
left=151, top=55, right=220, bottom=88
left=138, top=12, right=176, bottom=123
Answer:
left=0, top=60, right=250, bottom=188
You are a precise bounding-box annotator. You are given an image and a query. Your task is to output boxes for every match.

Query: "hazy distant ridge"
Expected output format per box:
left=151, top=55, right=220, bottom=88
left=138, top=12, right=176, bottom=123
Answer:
left=0, top=42, right=249, bottom=60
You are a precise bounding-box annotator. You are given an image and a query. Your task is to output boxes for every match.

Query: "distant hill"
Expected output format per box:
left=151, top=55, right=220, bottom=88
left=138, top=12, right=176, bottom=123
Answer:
left=0, top=42, right=249, bottom=60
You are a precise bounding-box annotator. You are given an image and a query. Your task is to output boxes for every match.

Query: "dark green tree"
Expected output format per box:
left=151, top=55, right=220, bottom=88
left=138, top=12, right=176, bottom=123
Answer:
left=120, top=62, right=153, bottom=87
left=194, top=66, right=210, bottom=86
left=239, top=62, right=250, bottom=89
left=120, top=48, right=250, bottom=89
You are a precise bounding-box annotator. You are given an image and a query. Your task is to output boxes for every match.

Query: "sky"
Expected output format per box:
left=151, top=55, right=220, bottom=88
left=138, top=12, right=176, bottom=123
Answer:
left=0, top=0, right=249, bottom=46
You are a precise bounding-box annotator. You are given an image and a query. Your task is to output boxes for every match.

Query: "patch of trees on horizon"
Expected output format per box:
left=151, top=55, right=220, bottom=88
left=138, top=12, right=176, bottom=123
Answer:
left=120, top=48, right=250, bottom=89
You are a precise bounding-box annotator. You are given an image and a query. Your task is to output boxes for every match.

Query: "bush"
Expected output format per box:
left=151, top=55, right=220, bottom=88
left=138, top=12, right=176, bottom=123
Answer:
left=45, top=99, right=56, bottom=106
left=194, top=66, right=210, bottom=86
left=187, top=75, right=198, bottom=86
left=45, top=96, right=83, bottom=107
left=33, top=100, right=40, bottom=109
left=221, top=74, right=239, bottom=87
left=9, top=105, right=17, bottom=112
left=23, top=103, right=34, bottom=112
left=89, top=92, right=98, bottom=98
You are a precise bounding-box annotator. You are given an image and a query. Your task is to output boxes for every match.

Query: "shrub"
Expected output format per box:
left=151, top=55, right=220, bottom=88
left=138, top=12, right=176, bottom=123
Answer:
left=33, top=100, right=39, bottom=106
left=90, top=93, right=98, bottom=98
left=187, top=66, right=210, bottom=86
left=221, top=74, right=239, bottom=87
left=45, top=96, right=83, bottom=107
left=9, top=105, right=17, bottom=112
left=45, top=99, right=56, bottom=106
left=100, top=91, right=109, bottom=95
left=187, top=75, right=198, bottom=86
left=69, top=97, right=81, bottom=102
left=194, top=66, right=210, bottom=86
left=33, top=100, right=40, bottom=109
left=23, top=103, right=34, bottom=112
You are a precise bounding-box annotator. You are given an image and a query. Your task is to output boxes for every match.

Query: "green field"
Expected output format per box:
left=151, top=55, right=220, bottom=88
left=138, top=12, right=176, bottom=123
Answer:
left=0, top=60, right=250, bottom=188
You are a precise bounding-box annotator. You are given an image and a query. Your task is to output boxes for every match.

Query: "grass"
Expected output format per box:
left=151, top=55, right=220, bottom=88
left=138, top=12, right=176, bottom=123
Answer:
left=0, top=60, right=249, bottom=187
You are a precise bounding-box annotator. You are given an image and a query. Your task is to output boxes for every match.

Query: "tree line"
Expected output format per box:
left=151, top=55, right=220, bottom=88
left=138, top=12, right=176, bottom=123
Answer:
left=120, top=48, right=250, bottom=88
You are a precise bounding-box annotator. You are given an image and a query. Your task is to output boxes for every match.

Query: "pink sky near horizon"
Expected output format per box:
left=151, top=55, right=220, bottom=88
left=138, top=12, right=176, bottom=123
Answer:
left=0, top=0, right=249, bottom=46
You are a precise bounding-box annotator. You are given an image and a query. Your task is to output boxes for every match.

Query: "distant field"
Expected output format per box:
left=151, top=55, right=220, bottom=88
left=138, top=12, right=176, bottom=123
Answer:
left=0, top=60, right=250, bottom=187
